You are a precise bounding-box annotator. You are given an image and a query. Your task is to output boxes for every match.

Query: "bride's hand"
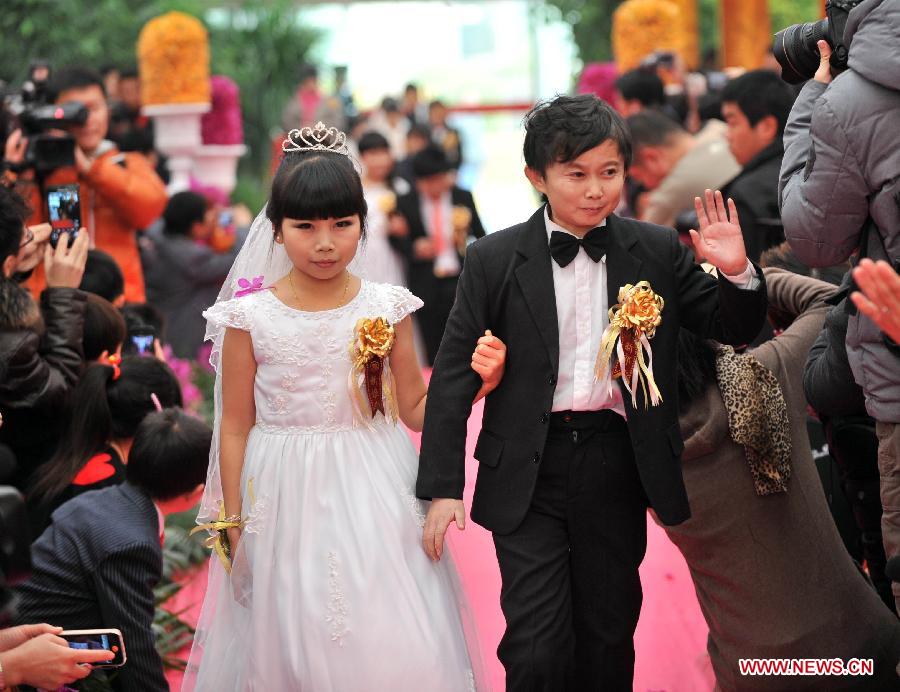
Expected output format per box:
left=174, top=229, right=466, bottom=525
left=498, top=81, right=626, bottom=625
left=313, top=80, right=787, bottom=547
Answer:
left=472, top=330, right=507, bottom=401
left=226, top=526, right=242, bottom=557
left=423, top=498, right=465, bottom=561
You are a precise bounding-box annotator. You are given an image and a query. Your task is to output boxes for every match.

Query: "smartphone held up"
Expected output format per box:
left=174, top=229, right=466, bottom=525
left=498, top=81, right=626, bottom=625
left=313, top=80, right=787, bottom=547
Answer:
left=46, top=183, right=81, bottom=249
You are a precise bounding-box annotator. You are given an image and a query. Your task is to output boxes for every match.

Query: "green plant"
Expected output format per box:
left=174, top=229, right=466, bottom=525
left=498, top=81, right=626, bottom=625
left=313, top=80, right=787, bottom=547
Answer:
left=206, top=1, right=319, bottom=184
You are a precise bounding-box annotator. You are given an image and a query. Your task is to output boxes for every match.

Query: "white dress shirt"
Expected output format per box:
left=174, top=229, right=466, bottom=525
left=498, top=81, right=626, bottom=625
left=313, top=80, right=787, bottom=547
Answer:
left=545, top=208, right=758, bottom=416
left=420, top=192, right=460, bottom=277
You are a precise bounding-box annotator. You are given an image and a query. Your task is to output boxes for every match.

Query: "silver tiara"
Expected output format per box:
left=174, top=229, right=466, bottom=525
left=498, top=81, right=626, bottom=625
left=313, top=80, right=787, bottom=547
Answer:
left=282, top=122, right=350, bottom=156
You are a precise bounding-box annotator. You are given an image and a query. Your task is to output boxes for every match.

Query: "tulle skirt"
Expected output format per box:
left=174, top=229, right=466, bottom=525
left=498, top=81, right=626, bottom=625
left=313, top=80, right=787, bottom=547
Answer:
left=183, top=423, right=485, bottom=691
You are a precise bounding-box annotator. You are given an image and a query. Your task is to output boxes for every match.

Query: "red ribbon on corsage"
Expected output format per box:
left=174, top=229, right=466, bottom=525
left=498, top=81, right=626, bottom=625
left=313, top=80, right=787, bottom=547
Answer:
left=595, top=281, right=664, bottom=409
left=348, top=317, right=399, bottom=423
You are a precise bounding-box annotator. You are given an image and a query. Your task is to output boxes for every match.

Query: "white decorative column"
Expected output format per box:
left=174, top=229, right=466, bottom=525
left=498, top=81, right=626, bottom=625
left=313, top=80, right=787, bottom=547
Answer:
left=192, top=144, right=247, bottom=196
left=143, top=102, right=211, bottom=194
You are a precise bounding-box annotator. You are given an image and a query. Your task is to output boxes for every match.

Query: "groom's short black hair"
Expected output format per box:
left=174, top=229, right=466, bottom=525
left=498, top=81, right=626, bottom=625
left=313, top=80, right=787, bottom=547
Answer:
left=127, top=409, right=211, bottom=501
left=523, top=94, right=632, bottom=175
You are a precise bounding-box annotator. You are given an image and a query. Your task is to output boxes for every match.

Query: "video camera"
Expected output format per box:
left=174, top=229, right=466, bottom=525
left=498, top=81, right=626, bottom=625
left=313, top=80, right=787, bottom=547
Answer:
left=2, top=60, right=87, bottom=177
left=773, top=0, right=863, bottom=84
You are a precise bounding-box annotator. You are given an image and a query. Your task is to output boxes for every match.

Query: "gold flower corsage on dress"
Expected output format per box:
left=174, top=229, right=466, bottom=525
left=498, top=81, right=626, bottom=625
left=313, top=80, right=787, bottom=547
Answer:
left=451, top=205, right=472, bottom=255
left=595, top=281, right=664, bottom=409
left=349, top=317, right=400, bottom=424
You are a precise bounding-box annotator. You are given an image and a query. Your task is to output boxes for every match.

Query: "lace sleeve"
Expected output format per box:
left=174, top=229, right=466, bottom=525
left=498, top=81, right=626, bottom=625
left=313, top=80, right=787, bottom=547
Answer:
left=203, top=295, right=255, bottom=332
left=383, top=285, right=424, bottom=325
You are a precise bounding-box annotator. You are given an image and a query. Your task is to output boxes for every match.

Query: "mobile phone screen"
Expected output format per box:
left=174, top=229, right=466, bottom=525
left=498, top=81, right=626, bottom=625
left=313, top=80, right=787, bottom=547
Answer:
left=62, top=631, right=125, bottom=667
left=131, top=334, right=155, bottom=355
left=47, top=184, right=81, bottom=249
left=67, top=632, right=111, bottom=652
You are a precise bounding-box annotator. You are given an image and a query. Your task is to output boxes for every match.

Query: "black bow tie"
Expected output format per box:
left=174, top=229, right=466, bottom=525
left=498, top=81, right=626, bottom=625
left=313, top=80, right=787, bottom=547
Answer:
left=549, top=227, right=607, bottom=268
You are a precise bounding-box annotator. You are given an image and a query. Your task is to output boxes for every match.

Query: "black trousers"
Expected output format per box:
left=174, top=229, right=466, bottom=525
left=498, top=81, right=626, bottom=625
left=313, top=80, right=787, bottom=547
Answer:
left=414, top=274, right=459, bottom=365
left=493, top=410, right=648, bottom=692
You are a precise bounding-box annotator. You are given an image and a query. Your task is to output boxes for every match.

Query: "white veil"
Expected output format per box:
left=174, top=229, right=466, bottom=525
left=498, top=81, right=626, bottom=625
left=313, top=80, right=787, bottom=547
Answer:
left=183, top=207, right=290, bottom=691
left=196, top=206, right=290, bottom=526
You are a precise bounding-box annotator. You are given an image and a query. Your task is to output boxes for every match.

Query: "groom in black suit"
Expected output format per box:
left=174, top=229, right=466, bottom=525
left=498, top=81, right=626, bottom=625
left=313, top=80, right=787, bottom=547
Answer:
left=416, top=95, right=767, bottom=690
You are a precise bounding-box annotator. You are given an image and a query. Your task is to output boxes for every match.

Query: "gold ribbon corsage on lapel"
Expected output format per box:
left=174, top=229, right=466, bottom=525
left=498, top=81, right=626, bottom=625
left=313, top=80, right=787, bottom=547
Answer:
left=595, top=281, right=664, bottom=409
left=377, top=191, right=397, bottom=215
left=349, top=317, right=400, bottom=424
left=451, top=205, right=472, bottom=255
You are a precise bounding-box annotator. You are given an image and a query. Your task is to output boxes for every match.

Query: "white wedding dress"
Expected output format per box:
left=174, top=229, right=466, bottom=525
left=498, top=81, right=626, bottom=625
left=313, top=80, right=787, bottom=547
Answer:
left=183, top=280, right=483, bottom=691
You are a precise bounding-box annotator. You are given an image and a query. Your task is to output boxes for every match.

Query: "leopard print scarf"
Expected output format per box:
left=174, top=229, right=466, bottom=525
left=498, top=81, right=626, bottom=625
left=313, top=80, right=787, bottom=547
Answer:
left=714, top=345, right=792, bottom=495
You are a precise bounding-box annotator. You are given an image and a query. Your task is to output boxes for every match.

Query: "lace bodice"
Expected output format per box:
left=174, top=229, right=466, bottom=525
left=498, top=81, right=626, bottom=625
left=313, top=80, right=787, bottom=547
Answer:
left=204, top=280, right=422, bottom=433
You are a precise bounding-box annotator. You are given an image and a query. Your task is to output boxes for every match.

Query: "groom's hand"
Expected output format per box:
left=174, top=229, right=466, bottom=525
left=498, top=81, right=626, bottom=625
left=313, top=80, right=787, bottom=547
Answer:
left=423, top=498, right=466, bottom=561
left=688, top=189, right=748, bottom=276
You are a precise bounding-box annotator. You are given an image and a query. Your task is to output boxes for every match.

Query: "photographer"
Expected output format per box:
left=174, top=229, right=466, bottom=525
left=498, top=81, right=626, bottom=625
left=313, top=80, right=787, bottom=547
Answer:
left=4, top=67, right=167, bottom=303
left=778, top=0, right=900, bottom=612
left=0, top=184, right=88, bottom=488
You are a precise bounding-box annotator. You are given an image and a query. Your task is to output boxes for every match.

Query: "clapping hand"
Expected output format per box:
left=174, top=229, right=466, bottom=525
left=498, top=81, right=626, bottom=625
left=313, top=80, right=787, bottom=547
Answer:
left=689, top=189, right=748, bottom=277
left=851, top=259, right=900, bottom=344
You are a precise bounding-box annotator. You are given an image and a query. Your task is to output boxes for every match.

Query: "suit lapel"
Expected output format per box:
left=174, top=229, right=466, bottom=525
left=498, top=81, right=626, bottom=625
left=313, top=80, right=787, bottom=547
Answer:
left=604, top=215, right=646, bottom=414
left=604, top=214, right=643, bottom=316
left=514, top=207, right=560, bottom=372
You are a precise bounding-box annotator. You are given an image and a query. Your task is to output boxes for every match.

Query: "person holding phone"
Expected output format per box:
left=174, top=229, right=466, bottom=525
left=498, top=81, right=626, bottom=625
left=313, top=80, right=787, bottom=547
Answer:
left=14, top=409, right=211, bottom=692
left=142, top=191, right=246, bottom=359
left=5, top=66, right=167, bottom=303
left=0, top=623, right=113, bottom=690
left=0, top=184, right=90, bottom=489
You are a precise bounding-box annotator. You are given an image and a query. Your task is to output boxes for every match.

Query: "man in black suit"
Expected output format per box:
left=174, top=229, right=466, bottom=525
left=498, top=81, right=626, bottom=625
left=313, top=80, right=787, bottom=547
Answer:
left=417, top=95, right=767, bottom=690
left=394, top=144, right=485, bottom=364
left=428, top=99, right=464, bottom=170
left=720, top=70, right=796, bottom=263
left=15, top=409, right=210, bottom=691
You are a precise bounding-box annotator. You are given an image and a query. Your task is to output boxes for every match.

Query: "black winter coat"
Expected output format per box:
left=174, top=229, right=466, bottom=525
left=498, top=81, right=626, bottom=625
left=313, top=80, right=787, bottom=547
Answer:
left=0, top=287, right=86, bottom=487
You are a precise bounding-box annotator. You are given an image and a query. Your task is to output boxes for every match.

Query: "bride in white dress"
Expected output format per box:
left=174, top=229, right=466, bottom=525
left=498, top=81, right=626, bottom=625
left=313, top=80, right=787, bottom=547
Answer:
left=182, top=123, right=501, bottom=691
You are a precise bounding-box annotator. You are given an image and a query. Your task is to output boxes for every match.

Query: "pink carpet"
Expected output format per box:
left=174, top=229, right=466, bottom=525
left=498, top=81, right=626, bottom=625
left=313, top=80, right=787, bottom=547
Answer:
left=167, top=398, right=713, bottom=691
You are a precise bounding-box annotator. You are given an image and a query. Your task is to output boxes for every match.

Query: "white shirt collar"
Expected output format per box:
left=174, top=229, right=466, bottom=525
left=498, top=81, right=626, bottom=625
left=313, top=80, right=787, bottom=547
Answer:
left=543, top=205, right=606, bottom=242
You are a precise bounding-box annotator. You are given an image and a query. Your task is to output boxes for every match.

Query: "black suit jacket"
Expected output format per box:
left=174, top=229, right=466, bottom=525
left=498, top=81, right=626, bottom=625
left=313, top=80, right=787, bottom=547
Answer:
left=722, top=142, right=785, bottom=263
left=393, top=187, right=485, bottom=293
left=15, top=482, right=167, bottom=692
left=416, top=207, right=768, bottom=532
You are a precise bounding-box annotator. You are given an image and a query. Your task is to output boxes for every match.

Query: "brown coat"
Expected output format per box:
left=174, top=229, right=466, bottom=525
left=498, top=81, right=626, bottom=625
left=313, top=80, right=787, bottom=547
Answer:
left=660, top=268, right=900, bottom=690
left=20, top=145, right=167, bottom=303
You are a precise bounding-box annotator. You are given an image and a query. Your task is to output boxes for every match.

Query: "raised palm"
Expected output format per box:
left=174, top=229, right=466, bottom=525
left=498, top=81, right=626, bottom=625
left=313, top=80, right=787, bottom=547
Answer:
left=688, top=189, right=748, bottom=276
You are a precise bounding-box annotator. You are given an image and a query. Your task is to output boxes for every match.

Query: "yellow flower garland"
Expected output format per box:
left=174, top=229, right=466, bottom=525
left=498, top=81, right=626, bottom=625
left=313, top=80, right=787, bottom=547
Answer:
left=138, top=11, right=211, bottom=106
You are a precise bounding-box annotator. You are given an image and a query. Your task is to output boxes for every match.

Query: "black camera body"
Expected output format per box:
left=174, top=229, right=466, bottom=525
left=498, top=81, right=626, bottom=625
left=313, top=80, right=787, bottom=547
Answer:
left=2, top=61, right=88, bottom=177
left=15, top=101, right=88, bottom=176
left=774, top=0, right=863, bottom=84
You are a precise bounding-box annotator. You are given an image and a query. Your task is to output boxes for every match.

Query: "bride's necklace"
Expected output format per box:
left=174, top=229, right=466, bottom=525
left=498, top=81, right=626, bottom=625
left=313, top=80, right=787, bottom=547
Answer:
left=288, top=270, right=351, bottom=311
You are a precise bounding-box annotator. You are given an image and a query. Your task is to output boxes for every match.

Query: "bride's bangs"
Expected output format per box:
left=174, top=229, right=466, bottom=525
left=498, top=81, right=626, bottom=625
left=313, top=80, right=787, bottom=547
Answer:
left=272, top=153, right=367, bottom=225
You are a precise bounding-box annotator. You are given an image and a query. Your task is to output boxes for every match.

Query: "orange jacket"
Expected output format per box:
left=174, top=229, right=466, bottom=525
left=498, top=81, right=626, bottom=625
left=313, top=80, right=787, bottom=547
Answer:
left=22, top=146, right=168, bottom=302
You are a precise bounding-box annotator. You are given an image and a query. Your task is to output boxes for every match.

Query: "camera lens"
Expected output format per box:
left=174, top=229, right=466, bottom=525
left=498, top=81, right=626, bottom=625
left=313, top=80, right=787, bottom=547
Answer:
left=773, top=19, right=829, bottom=84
